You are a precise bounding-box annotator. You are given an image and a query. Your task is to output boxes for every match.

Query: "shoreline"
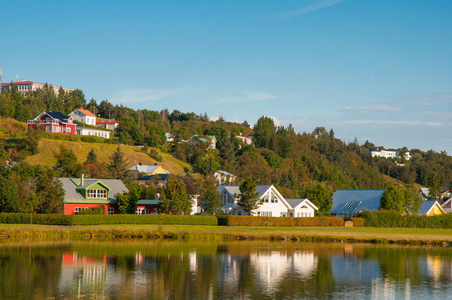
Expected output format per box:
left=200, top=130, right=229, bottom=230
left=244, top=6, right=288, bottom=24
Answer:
left=1, top=225, right=452, bottom=246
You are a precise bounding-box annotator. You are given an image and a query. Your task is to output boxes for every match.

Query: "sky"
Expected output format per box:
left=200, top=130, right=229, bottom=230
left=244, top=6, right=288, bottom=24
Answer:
left=1, top=0, right=452, bottom=153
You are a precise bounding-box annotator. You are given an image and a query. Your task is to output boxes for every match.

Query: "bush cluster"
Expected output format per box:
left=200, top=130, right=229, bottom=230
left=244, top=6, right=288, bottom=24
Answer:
left=0, top=213, right=72, bottom=225
left=0, top=213, right=218, bottom=226
left=358, top=211, right=452, bottom=228
left=217, top=216, right=346, bottom=227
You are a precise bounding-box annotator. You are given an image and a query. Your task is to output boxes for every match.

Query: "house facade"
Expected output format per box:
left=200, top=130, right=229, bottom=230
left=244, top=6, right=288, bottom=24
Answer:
left=217, top=185, right=317, bottom=217
left=1, top=80, right=73, bottom=95
left=69, top=109, right=97, bottom=126
left=59, top=176, right=128, bottom=215
left=189, top=135, right=217, bottom=149
left=419, top=200, right=445, bottom=216
left=214, top=170, right=236, bottom=185
left=128, top=164, right=169, bottom=178
left=27, top=111, right=76, bottom=134
left=96, top=120, right=119, bottom=131
left=76, top=127, right=111, bottom=139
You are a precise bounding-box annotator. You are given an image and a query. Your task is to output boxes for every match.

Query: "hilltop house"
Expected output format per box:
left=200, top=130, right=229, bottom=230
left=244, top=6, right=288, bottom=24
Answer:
left=331, top=189, right=385, bottom=217
left=69, top=109, right=96, bottom=126
left=214, top=170, right=236, bottom=185
left=370, top=149, right=411, bottom=161
left=1, top=80, right=73, bottom=95
left=59, top=175, right=128, bottom=215
left=189, top=135, right=217, bottom=149
left=217, top=185, right=317, bottom=217
left=96, top=120, right=119, bottom=131
left=128, top=163, right=169, bottom=178
left=27, top=111, right=76, bottom=134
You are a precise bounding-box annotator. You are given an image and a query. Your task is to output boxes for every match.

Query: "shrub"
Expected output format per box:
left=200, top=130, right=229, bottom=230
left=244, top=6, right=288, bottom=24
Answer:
left=0, top=213, right=72, bottom=225
left=358, top=211, right=452, bottom=229
left=217, top=216, right=345, bottom=227
left=0, top=213, right=217, bottom=226
left=76, top=205, right=106, bottom=215
left=149, top=149, right=163, bottom=162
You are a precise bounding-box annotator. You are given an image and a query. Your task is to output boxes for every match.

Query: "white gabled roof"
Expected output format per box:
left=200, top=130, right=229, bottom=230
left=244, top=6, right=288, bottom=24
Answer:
left=217, top=184, right=292, bottom=210
left=285, top=198, right=318, bottom=211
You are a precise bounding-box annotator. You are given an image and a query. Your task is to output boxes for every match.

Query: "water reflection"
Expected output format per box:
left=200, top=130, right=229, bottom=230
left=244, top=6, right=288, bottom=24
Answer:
left=0, top=241, right=451, bottom=299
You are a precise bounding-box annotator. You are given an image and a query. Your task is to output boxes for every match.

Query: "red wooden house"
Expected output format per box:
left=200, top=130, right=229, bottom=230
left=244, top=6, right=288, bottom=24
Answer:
left=27, top=111, right=76, bottom=134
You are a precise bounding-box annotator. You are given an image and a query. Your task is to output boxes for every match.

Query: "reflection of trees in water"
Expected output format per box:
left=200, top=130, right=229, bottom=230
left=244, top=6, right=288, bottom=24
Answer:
left=0, top=245, right=68, bottom=299
left=2, top=242, right=452, bottom=299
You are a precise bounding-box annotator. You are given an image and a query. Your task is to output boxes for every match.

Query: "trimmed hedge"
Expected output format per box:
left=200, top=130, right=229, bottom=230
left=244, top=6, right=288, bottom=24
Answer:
left=71, top=215, right=218, bottom=226
left=359, top=211, right=452, bottom=228
left=0, top=213, right=217, bottom=226
left=0, top=213, right=72, bottom=225
left=217, top=216, right=345, bottom=227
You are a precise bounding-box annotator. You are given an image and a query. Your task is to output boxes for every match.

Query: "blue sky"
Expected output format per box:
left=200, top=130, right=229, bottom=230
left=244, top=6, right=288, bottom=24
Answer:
left=2, top=0, right=451, bottom=153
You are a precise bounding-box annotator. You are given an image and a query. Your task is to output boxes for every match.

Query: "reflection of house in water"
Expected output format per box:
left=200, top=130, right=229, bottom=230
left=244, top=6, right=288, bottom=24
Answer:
left=60, top=252, right=124, bottom=298
left=250, top=250, right=317, bottom=292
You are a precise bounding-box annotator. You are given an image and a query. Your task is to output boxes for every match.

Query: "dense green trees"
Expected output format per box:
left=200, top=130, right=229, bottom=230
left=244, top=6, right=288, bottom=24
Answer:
left=238, top=178, right=260, bottom=215
left=160, top=176, right=192, bottom=214
left=300, top=181, right=333, bottom=216
left=107, top=146, right=131, bottom=183
left=199, top=175, right=222, bottom=214
left=380, top=185, right=423, bottom=214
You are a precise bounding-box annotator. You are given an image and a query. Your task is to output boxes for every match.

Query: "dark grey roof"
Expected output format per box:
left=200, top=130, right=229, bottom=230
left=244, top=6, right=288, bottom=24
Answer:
left=46, top=111, right=71, bottom=122
left=218, top=185, right=273, bottom=199
left=59, top=178, right=128, bottom=202
left=332, top=189, right=385, bottom=216
left=418, top=200, right=442, bottom=215
left=137, top=199, right=162, bottom=206
left=286, top=198, right=306, bottom=208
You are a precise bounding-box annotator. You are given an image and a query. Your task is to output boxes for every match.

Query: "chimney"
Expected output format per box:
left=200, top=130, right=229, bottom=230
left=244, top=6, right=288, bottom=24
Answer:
left=154, top=163, right=157, bottom=165
left=81, top=173, right=84, bottom=186
left=139, top=162, right=142, bottom=166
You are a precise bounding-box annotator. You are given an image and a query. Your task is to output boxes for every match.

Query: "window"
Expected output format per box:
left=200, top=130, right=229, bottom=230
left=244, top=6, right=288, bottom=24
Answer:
left=261, top=211, right=272, bottom=217
left=75, top=207, right=88, bottom=214
left=136, top=208, right=150, bottom=215
left=108, top=207, right=114, bottom=215
left=271, top=193, right=278, bottom=203
left=87, top=189, right=107, bottom=199
left=264, top=194, right=269, bottom=203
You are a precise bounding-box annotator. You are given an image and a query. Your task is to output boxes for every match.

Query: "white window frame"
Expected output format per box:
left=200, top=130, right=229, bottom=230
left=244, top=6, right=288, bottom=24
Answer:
left=108, top=207, right=114, bottom=215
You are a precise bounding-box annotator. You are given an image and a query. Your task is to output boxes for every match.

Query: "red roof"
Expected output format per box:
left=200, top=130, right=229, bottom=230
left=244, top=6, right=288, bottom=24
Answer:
left=96, top=120, right=118, bottom=124
left=77, top=109, right=96, bottom=117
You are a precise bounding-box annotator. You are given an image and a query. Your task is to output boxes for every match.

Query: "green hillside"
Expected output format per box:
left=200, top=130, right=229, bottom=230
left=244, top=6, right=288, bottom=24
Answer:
left=25, top=139, right=191, bottom=175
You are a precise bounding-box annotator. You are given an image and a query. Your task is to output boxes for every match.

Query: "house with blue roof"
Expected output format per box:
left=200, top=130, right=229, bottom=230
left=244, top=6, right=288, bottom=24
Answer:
left=418, top=200, right=445, bottom=216
left=331, top=189, right=385, bottom=217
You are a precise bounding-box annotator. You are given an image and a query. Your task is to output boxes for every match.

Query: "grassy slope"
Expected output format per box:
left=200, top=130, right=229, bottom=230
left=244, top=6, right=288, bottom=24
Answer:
left=25, top=139, right=191, bottom=175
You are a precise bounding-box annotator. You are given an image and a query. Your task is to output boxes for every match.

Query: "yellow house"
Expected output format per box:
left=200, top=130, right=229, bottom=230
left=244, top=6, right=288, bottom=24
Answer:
left=128, top=163, right=169, bottom=177
left=418, top=200, right=445, bottom=216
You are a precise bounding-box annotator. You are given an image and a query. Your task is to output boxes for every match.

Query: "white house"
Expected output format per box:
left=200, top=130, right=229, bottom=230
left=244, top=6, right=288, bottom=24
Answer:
left=214, top=170, right=236, bottom=185
left=286, top=198, right=318, bottom=217
left=370, top=149, right=411, bottom=161
left=76, top=127, right=111, bottom=139
left=69, top=109, right=97, bottom=126
left=217, top=185, right=318, bottom=217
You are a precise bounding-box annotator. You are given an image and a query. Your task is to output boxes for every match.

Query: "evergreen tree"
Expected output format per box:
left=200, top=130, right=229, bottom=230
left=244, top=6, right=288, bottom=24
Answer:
left=253, top=116, right=276, bottom=148
left=238, top=177, right=260, bottom=215
left=54, top=145, right=82, bottom=177
left=199, top=174, right=222, bottom=214
left=85, top=148, right=98, bottom=165
left=160, top=175, right=192, bottom=214
left=107, top=146, right=131, bottom=183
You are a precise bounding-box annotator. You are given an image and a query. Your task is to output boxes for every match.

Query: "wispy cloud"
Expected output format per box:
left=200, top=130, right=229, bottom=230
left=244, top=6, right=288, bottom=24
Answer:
left=278, top=0, right=345, bottom=19
left=110, top=86, right=191, bottom=104
left=342, top=104, right=399, bottom=112
left=212, top=91, right=276, bottom=104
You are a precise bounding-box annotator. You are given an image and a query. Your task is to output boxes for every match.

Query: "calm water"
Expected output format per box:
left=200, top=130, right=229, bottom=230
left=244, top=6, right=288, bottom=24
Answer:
left=0, top=240, right=451, bottom=300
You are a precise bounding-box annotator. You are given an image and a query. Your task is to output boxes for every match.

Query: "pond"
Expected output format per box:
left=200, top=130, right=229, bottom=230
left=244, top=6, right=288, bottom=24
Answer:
left=0, top=240, right=451, bottom=299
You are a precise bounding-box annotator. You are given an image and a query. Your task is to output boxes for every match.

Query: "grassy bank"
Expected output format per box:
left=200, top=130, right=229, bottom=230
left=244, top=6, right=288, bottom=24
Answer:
left=2, top=225, right=452, bottom=246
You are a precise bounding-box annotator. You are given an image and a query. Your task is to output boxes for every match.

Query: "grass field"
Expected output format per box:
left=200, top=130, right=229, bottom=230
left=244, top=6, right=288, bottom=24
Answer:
left=24, top=139, right=191, bottom=174
left=1, top=224, right=452, bottom=245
